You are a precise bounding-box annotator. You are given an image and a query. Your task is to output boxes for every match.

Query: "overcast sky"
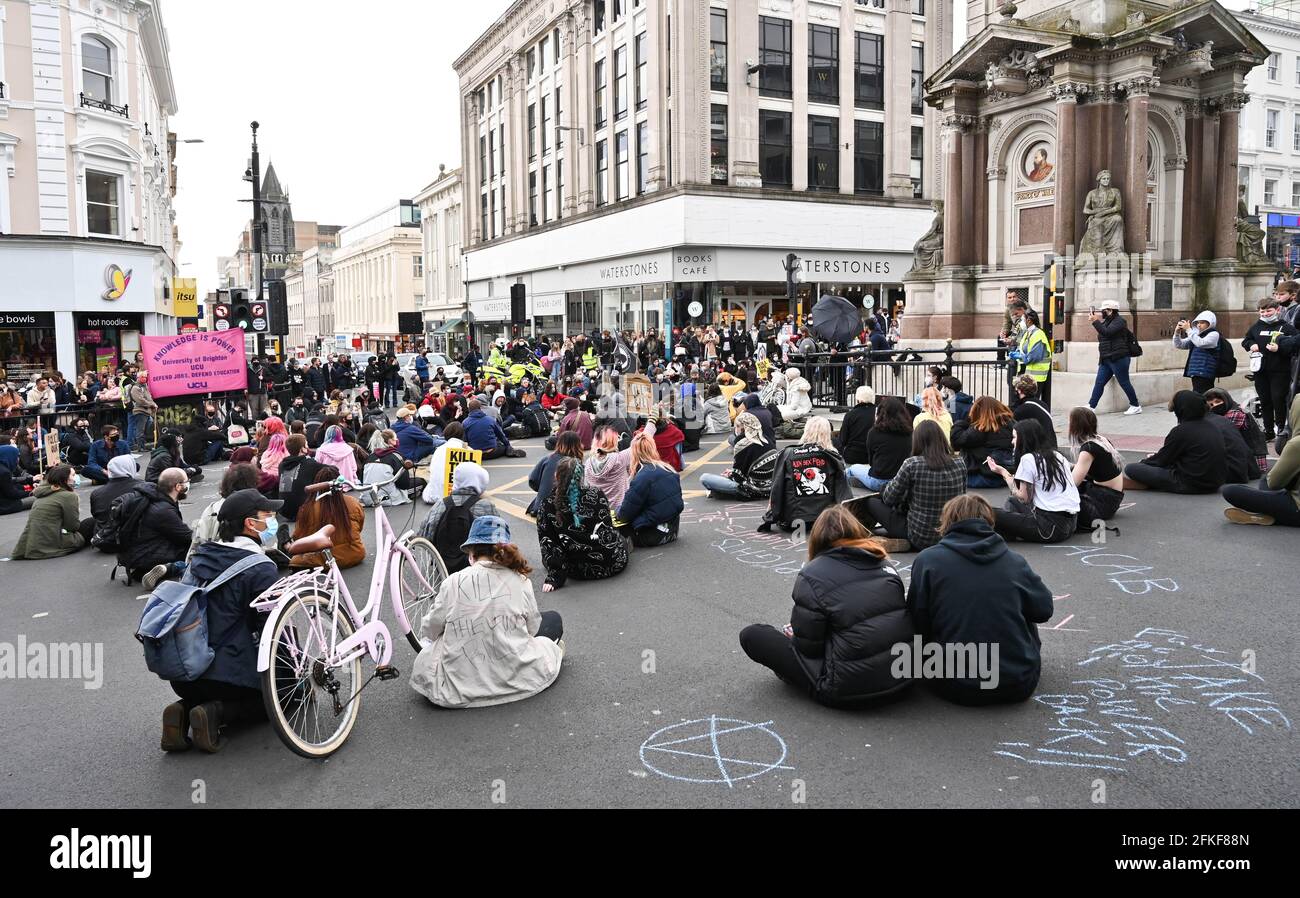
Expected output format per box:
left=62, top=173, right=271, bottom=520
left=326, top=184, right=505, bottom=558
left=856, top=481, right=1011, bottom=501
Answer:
left=167, top=0, right=508, bottom=289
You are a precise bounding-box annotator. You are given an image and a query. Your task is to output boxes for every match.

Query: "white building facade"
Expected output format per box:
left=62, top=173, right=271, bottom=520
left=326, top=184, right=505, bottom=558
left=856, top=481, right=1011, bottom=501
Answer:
left=284, top=265, right=305, bottom=353
left=300, top=246, right=337, bottom=358
left=332, top=201, right=425, bottom=354
left=0, top=0, right=181, bottom=383
left=1239, top=6, right=1300, bottom=267
left=454, top=0, right=951, bottom=347
left=413, top=166, right=466, bottom=354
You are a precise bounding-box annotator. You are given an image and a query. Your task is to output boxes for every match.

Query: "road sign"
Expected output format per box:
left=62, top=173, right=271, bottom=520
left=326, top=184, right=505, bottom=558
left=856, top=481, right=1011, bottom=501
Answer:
left=214, top=303, right=230, bottom=320
left=215, top=320, right=230, bottom=331
left=252, top=318, right=267, bottom=332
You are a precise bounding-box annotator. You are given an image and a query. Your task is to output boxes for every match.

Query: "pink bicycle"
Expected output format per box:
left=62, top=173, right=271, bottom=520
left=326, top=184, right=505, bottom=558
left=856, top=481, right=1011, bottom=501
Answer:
left=252, top=473, right=447, bottom=758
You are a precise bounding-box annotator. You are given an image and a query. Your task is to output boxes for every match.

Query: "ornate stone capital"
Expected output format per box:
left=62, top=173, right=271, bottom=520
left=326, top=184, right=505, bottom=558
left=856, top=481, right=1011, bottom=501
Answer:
left=1214, top=91, right=1249, bottom=113
left=941, top=113, right=977, bottom=133
left=987, top=165, right=1008, bottom=180
left=1119, top=75, right=1159, bottom=97
left=1092, top=83, right=1120, bottom=104
left=1049, top=81, right=1089, bottom=103
left=1164, top=154, right=1187, bottom=170
left=560, top=12, right=576, bottom=55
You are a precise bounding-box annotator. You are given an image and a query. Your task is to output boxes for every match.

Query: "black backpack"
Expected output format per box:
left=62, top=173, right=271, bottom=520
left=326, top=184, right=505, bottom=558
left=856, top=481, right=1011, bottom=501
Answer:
left=431, top=495, right=479, bottom=574
left=94, top=487, right=150, bottom=557
left=1216, top=336, right=1238, bottom=377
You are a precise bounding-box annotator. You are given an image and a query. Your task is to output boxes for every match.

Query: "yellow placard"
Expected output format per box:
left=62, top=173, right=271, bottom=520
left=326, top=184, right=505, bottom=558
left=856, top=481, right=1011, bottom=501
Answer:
left=756, top=357, right=772, bottom=382
left=173, top=278, right=199, bottom=318
left=443, top=446, right=483, bottom=497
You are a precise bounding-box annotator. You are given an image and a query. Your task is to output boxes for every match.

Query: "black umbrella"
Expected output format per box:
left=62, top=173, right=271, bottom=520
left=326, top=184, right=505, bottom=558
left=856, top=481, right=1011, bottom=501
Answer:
left=807, top=293, right=861, bottom=346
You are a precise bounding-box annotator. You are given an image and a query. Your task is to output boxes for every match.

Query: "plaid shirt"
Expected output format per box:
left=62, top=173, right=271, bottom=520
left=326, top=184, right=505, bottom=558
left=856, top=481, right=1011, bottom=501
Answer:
left=1225, top=408, right=1268, bottom=471
left=880, top=455, right=968, bottom=548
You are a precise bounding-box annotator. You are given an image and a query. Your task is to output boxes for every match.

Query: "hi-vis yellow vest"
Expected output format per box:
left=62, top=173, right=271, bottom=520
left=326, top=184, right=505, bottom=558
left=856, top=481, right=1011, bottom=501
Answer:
left=1018, top=327, right=1051, bottom=382
left=581, top=345, right=599, bottom=371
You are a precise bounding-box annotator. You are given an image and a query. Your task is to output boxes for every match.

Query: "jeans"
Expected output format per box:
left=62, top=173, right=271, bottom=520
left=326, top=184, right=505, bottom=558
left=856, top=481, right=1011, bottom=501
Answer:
left=81, top=464, right=109, bottom=485
left=846, top=464, right=891, bottom=492
left=1221, top=483, right=1300, bottom=526
left=1089, top=355, right=1140, bottom=407
left=1124, top=461, right=1211, bottom=494
left=967, top=471, right=1005, bottom=489
left=383, top=378, right=400, bottom=407
left=203, top=440, right=226, bottom=463
left=858, top=496, right=911, bottom=541
left=128, top=412, right=153, bottom=451
left=700, top=473, right=741, bottom=496
left=994, top=496, right=1076, bottom=543
left=171, top=679, right=266, bottom=723
left=536, top=610, right=564, bottom=641
left=1191, top=376, right=1215, bottom=395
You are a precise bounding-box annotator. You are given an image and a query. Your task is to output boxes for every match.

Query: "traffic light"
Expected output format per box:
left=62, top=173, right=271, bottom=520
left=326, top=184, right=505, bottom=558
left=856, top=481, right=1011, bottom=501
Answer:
left=267, top=281, right=289, bottom=335
left=228, top=288, right=252, bottom=331
left=510, top=283, right=527, bottom=325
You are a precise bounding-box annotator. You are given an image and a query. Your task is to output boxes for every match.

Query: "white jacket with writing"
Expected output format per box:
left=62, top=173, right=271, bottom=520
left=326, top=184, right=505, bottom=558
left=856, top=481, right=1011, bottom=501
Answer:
left=409, top=559, right=563, bottom=708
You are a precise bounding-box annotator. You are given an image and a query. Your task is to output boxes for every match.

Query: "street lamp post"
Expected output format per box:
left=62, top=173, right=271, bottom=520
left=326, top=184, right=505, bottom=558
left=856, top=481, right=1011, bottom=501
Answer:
left=245, top=121, right=265, bottom=357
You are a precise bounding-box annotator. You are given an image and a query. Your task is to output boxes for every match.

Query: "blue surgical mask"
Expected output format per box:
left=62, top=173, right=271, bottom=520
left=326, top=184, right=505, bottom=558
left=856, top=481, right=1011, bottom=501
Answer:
left=259, top=517, right=279, bottom=547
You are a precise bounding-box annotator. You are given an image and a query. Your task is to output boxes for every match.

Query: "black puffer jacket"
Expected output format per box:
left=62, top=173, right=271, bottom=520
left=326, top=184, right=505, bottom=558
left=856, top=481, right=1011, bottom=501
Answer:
left=1204, top=410, right=1254, bottom=483
left=183, top=540, right=281, bottom=690
left=122, top=481, right=193, bottom=573
left=834, top=402, right=875, bottom=466
left=950, top=419, right=1014, bottom=476
left=788, top=546, right=915, bottom=705
left=1092, top=311, right=1132, bottom=362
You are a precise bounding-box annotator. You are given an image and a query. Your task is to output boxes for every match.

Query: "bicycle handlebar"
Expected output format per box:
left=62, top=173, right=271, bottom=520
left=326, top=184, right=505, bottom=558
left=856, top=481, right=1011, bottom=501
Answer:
left=306, top=472, right=402, bottom=497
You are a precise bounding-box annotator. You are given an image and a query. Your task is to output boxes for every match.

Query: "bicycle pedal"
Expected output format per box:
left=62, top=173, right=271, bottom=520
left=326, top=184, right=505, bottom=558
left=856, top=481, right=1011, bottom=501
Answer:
left=375, top=665, right=401, bottom=681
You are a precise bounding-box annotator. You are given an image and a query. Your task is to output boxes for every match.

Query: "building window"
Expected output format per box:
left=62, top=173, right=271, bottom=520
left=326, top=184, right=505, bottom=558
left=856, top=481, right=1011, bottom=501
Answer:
left=808, top=116, right=839, bottom=191
left=594, top=0, right=606, bottom=35
left=555, top=87, right=564, bottom=148
left=1267, top=109, right=1279, bottom=149
left=596, top=139, right=609, bottom=206
left=527, top=47, right=536, bottom=82
left=86, top=170, right=120, bottom=235
left=541, top=95, right=550, bottom=155
left=911, top=126, right=924, bottom=198
left=710, top=9, right=727, bottom=90
left=854, top=120, right=883, bottom=195
left=487, top=133, right=494, bottom=183
left=490, top=188, right=499, bottom=237
left=1268, top=52, right=1280, bottom=81
left=554, top=28, right=561, bottom=63
left=809, top=25, right=839, bottom=104
left=528, top=103, right=537, bottom=159
left=759, top=17, right=792, bottom=99
left=1294, top=114, right=1300, bottom=152
left=82, top=36, right=114, bottom=104
left=479, top=135, right=487, bottom=184
left=556, top=160, right=564, bottom=221
left=1292, top=181, right=1300, bottom=207
left=538, top=37, right=547, bottom=73
left=542, top=165, right=551, bottom=223
left=594, top=59, right=607, bottom=129
left=529, top=172, right=538, bottom=226
left=615, top=46, right=628, bottom=121
left=711, top=104, right=728, bottom=185
left=616, top=130, right=630, bottom=200
left=855, top=32, right=884, bottom=110
left=1265, top=178, right=1277, bottom=206
left=414, top=255, right=424, bottom=278
left=911, top=44, right=925, bottom=114
left=637, top=121, right=650, bottom=194
left=480, top=193, right=488, bottom=239
left=635, top=32, right=649, bottom=111
left=759, top=110, right=792, bottom=188
left=912, top=0, right=926, bottom=14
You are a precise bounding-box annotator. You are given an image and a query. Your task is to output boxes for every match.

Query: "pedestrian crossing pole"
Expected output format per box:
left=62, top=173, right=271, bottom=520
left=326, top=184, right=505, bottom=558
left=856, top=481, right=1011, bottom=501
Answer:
left=1043, top=252, right=1067, bottom=403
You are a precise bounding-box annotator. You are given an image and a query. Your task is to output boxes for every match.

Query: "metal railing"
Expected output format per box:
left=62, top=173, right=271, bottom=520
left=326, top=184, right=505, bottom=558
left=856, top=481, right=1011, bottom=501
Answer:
left=792, top=342, right=1015, bottom=410
left=79, top=92, right=129, bottom=118
left=1, top=390, right=254, bottom=444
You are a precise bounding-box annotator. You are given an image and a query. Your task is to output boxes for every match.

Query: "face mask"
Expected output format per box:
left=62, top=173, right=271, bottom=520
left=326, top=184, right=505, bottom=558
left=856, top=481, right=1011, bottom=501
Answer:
left=178, top=488, right=189, bottom=501
left=257, top=517, right=279, bottom=547
left=72, top=474, right=82, bottom=490
left=1261, top=312, right=1278, bottom=323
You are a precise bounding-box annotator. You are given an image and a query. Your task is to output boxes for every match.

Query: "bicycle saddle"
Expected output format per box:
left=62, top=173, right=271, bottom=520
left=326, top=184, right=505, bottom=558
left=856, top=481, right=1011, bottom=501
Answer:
left=286, top=524, right=336, bottom=556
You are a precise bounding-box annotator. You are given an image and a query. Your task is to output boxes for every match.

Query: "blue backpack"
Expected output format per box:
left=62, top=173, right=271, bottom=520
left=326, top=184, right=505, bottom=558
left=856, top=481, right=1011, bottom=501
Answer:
left=134, top=553, right=277, bottom=682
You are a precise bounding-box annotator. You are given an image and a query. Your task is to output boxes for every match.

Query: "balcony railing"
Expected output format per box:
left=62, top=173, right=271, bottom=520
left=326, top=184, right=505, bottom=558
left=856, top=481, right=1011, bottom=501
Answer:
left=79, top=92, right=129, bottom=118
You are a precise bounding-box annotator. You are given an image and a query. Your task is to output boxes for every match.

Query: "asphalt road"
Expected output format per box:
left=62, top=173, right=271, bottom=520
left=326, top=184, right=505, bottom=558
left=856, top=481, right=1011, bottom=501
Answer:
left=0, top=433, right=1295, bottom=809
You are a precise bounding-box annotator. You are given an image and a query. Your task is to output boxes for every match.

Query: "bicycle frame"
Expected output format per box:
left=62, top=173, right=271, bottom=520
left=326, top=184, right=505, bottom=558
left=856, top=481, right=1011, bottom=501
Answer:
left=254, top=484, right=435, bottom=677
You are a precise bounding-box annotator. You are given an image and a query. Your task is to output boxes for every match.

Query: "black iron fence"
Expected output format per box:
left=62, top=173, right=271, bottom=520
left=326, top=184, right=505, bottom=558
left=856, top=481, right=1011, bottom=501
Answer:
left=793, top=342, right=1016, bottom=410
left=1, top=390, right=254, bottom=442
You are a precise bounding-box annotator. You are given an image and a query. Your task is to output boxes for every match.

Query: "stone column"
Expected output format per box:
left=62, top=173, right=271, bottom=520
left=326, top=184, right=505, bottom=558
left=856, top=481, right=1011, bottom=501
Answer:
left=1200, top=103, right=1219, bottom=260
left=563, top=11, right=586, bottom=215
left=884, top=0, right=913, bottom=197
left=645, top=0, right=664, bottom=191
left=1214, top=92, right=1246, bottom=260
left=507, top=57, right=528, bottom=232
left=1051, top=82, right=1083, bottom=255
left=1180, top=99, right=1202, bottom=260
left=838, top=1, right=856, bottom=195
left=730, top=6, right=761, bottom=187
left=943, top=117, right=966, bottom=266
left=791, top=1, right=809, bottom=192
left=1123, top=76, right=1153, bottom=254
left=974, top=120, right=989, bottom=267
left=464, top=93, right=481, bottom=244
left=961, top=122, right=976, bottom=265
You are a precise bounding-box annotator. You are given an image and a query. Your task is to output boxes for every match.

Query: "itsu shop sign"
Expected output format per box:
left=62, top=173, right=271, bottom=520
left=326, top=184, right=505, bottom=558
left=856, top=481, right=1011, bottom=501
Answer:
left=0, top=312, right=56, bottom=329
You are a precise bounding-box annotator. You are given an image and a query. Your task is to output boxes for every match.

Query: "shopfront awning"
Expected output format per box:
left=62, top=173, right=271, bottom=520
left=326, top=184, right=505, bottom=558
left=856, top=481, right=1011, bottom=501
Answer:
left=432, top=316, right=465, bottom=335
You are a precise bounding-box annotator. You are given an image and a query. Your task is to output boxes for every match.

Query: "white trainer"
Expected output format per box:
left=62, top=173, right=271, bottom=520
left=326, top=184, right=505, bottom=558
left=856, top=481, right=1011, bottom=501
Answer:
left=1123, top=405, right=1143, bottom=416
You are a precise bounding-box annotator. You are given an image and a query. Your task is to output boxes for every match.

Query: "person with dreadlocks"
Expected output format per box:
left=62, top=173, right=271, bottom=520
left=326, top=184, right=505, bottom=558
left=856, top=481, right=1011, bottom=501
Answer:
left=536, top=455, right=629, bottom=592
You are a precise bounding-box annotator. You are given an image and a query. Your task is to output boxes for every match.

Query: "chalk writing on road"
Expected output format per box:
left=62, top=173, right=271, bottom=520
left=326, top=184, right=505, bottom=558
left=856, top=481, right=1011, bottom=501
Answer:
left=639, top=715, right=793, bottom=786
left=681, top=504, right=806, bottom=576
left=996, top=628, right=1291, bottom=772
left=1039, top=543, right=1180, bottom=596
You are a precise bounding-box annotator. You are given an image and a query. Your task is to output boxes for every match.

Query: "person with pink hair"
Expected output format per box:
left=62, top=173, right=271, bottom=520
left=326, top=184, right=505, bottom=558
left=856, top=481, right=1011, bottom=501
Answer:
left=313, top=425, right=358, bottom=482
left=256, top=416, right=287, bottom=454
left=259, top=432, right=288, bottom=478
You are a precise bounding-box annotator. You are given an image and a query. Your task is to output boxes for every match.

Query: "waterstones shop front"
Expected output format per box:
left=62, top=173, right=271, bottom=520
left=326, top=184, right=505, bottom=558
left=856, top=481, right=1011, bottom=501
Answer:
left=466, top=246, right=912, bottom=351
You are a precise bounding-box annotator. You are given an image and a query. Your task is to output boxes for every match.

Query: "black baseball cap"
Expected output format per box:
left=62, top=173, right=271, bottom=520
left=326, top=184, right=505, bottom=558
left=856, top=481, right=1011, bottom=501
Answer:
left=218, top=488, right=283, bottom=524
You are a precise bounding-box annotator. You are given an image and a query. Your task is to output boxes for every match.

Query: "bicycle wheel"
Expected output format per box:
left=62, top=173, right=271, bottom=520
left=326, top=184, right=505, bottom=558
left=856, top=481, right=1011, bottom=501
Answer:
left=394, top=536, right=447, bottom=652
left=261, top=592, right=363, bottom=759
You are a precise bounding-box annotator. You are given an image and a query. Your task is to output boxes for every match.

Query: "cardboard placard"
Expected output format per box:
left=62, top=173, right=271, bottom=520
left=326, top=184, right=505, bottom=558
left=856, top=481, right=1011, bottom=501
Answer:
left=623, top=374, right=654, bottom=418
left=443, top=446, right=484, bottom=497
left=44, top=431, right=60, bottom=470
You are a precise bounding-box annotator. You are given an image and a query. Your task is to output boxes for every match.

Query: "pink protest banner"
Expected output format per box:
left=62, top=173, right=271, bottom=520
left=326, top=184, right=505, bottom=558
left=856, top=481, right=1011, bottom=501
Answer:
left=140, top=332, right=247, bottom=399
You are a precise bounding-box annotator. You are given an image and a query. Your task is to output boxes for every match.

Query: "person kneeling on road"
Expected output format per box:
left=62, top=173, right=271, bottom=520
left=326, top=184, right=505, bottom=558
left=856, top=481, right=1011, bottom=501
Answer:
left=410, top=515, right=564, bottom=709
left=159, top=489, right=284, bottom=753
left=906, top=494, right=1054, bottom=705
left=419, top=461, right=498, bottom=573
left=134, top=467, right=198, bottom=589
left=463, top=398, right=526, bottom=459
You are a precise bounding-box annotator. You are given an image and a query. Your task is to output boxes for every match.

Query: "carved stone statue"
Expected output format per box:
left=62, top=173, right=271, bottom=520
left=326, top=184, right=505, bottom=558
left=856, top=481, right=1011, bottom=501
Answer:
left=1080, top=170, right=1124, bottom=255
left=909, top=200, right=945, bottom=275
left=1236, top=184, right=1269, bottom=265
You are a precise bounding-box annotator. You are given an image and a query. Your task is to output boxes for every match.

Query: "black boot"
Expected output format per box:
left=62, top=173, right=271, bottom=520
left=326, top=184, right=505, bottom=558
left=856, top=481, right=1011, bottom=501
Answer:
left=161, top=702, right=191, bottom=752
left=189, top=701, right=225, bottom=753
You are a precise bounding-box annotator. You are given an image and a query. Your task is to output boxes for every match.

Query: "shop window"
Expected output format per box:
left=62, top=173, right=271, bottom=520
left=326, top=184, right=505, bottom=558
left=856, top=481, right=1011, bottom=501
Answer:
left=0, top=323, right=57, bottom=387
left=615, top=46, right=628, bottom=121
left=616, top=130, right=629, bottom=200
left=911, top=126, right=924, bottom=198
left=596, top=139, right=609, bottom=207
left=808, top=115, right=839, bottom=191
left=911, top=44, right=925, bottom=114
left=595, top=59, right=607, bottom=130
left=760, top=110, right=792, bottom=188
left=855, top=120, right=883, bottom=195
left=711, top=105, right=728, bottom=185
left=759, top=17, right=792, bottom=99
left=635, top=32, right=648, bottom=111
left=710, top=10, right=728, bottom=90
left=855, top=32, right=884, bottom=110
left=809, top=24, right=839, bottom=104
left=637, top=122, right=650, bottom=195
